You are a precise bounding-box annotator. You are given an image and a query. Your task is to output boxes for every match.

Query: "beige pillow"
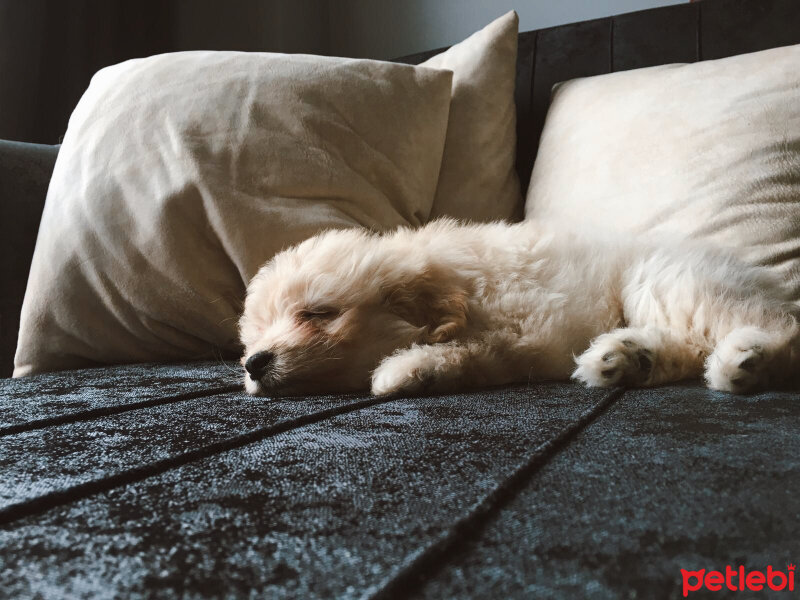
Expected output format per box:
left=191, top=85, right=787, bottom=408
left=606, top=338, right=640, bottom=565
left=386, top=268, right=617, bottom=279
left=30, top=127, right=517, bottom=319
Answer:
left=526, top=43, right=800, bottom=303
left=14, top=52, right=452, bottom=376
left=422, top=10, right=522, bottom=222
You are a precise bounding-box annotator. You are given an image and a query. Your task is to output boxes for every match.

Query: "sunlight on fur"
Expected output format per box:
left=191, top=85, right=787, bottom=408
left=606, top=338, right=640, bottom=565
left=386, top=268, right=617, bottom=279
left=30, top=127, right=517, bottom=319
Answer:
left=238, top=219, right=799, bottom=397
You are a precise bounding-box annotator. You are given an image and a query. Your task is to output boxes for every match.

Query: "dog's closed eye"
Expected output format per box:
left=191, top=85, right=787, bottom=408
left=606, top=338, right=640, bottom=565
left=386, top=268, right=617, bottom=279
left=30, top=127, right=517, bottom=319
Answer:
left=298, top=307, right=340, bottom=321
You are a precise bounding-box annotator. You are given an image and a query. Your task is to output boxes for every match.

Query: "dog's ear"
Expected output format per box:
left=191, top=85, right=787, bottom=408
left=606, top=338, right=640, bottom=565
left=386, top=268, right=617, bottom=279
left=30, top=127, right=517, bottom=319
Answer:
left=384, top=269, right=468, bottom=343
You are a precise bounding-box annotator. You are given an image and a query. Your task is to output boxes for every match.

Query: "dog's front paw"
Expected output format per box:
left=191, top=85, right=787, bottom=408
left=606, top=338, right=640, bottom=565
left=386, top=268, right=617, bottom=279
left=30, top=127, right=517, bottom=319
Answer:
left=705, top=327, right=776, bottom=393
left=573, top=332, right=654, bottom=388
left=371, top=348, right=436, bottom=396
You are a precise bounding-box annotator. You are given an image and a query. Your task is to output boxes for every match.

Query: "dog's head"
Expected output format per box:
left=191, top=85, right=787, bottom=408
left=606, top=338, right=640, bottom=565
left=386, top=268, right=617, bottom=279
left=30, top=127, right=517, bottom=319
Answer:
left=239, top=226, right=468, bottom=395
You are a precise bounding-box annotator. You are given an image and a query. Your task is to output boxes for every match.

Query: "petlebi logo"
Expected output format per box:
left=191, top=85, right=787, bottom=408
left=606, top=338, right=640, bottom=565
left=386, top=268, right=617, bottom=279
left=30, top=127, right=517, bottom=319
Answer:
left=681, top=564, right=795, bottom=596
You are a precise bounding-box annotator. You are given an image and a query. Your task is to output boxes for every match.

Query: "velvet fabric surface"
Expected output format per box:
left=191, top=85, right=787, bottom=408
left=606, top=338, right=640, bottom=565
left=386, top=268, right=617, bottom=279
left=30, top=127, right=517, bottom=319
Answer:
left=0, top=141, right=59, bottom=378
left=417, top=386, right=800, bottom=598
left=0, top=362, right=606, bottom=597
left=1, top=364, right=798, bottom=598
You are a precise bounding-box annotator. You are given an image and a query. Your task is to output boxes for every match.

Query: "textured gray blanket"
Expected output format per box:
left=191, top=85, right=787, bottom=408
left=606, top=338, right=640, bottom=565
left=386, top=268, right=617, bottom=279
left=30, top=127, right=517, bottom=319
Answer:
left=2, top=362, right=798, bottom=598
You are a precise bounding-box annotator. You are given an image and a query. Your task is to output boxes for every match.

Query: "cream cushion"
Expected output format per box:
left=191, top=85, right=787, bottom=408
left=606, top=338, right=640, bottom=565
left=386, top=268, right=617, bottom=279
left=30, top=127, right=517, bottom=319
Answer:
left=526, top=43, right=800, bottom=302
left=422, top=10, right=522, bottom=222
left=14, top=52, right=452, bottom=376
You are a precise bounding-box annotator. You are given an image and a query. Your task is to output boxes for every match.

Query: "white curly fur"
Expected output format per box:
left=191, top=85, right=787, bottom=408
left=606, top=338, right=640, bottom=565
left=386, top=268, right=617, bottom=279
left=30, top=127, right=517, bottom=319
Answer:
left=239, top=219, right=799, bottom=396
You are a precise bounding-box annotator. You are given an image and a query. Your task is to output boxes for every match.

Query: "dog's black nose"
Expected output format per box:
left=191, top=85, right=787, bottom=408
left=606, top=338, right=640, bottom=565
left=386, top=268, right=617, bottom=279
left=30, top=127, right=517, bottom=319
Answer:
left=245, top=351, right=274, bottom=380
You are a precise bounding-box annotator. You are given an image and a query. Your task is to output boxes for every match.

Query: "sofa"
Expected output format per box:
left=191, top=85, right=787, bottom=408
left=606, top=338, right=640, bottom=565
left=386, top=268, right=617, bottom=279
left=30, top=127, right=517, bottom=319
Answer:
left=2, top=0, right=799, bottom=597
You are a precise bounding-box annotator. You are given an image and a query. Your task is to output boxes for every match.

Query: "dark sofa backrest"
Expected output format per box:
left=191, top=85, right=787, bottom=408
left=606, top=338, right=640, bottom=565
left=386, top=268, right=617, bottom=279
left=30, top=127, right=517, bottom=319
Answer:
left=399, top=0, right=800, bottom=194
left=3, top=0, right=800, bottom=377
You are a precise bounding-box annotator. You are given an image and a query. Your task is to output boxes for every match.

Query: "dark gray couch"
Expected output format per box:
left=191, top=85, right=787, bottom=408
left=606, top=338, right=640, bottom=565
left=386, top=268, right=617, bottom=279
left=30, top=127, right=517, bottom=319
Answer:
left=2, top=0, right=799, bottom=597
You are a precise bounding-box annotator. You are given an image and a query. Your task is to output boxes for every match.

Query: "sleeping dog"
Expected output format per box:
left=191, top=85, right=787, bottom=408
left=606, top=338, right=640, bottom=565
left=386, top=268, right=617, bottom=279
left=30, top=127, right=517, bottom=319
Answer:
left=238, top=219, right=799, bottom=396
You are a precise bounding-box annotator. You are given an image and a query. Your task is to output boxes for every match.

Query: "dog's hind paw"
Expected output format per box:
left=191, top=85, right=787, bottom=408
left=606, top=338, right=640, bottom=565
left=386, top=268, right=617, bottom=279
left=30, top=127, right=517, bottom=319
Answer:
left=573, top=331, right=654, bottom=388
left=704, top=327, right=779, bottom=393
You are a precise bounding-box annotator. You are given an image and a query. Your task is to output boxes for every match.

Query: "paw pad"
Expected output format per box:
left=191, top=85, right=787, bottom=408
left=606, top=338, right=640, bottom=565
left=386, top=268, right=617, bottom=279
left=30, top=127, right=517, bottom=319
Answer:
left=573, top=334, right=655, bottom=388
left=704, top=327, right=778, bottom=394
left=737, top=356, right=759, bottom=372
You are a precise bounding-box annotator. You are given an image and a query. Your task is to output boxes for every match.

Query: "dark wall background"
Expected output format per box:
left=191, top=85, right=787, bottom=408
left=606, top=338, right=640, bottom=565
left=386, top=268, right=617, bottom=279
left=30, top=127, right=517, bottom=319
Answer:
left=0, top=0, right=687, bottom=145
left=0, top=0, right=329, bottom=145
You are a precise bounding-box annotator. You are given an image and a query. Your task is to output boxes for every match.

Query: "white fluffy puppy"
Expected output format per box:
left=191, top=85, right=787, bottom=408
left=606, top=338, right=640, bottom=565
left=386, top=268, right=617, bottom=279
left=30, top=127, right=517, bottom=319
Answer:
left=239, top=219, right=799, bottom=397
